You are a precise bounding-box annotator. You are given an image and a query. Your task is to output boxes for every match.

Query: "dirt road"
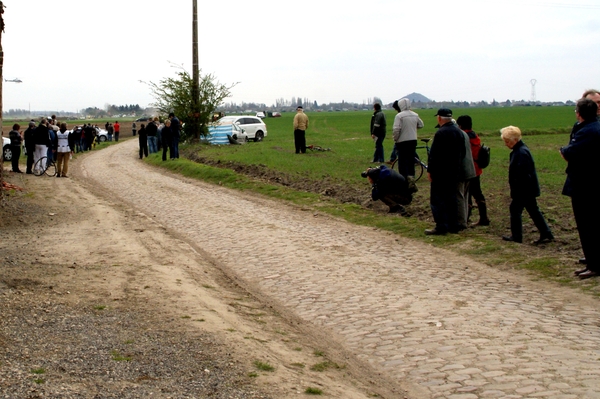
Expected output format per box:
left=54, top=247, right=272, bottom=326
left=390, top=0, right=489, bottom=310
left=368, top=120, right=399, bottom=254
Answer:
left=3, top=138, right=600, bottom=398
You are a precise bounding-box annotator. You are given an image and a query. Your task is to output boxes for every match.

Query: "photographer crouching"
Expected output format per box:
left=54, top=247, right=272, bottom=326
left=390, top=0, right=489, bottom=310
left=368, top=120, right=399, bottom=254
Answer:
left=362, top=165, right=413, bottom=215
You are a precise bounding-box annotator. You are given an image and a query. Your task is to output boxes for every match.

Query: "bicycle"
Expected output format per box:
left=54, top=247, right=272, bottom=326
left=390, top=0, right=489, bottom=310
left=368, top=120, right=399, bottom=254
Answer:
left=306, top=144, right=331, bottom=152
left=390, top=138, right=431, bottom=181
left=33, top=156, right=57, bottom=177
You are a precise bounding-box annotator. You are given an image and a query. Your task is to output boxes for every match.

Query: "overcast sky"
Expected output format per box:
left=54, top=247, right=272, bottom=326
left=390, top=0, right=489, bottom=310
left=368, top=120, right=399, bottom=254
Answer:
left=3, top=0, right=600, bottom=112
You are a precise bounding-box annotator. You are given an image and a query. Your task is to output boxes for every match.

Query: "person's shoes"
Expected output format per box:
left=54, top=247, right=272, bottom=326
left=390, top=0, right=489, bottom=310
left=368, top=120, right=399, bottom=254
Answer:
left=407, top=176, right=418, bottom=194
left=579, top=258, right=587, bottom=265
left=388, top=205, right=404, bottom=214
left=533, top=235, right=554, bottom=245
left=56, top=174, right=61, bottom=178
left=574, top=268, right=588, bottom=276
left=62, top=175, right=68, bottom=178
left=502, top=235, right=522, bottom=243
left=425, top=228, right=446, bottom=236
left=578, top=270, right=599, bottom=280
left=471, top=219, right=490, bottom=227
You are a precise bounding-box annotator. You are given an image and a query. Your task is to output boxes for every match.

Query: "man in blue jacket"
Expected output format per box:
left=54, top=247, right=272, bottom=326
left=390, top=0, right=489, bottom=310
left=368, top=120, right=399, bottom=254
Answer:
left=561, top=98, right=600, bottom=279
left=363, top=165, right=412, bottom=215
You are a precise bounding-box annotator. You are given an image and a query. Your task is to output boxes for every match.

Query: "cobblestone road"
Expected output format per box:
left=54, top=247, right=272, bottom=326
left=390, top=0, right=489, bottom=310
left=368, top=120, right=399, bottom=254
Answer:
left=81, top=140, right=600, bottom=398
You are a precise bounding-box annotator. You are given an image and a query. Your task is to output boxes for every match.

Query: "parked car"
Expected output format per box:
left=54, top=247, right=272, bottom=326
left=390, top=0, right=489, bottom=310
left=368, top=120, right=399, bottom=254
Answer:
left=95, top=127, right=110, bottom=142
left=256, top=112, right=265, bottom=119
left=216, top=116, right=267, bottom=142
left=2, top=136, right=12, bottom=161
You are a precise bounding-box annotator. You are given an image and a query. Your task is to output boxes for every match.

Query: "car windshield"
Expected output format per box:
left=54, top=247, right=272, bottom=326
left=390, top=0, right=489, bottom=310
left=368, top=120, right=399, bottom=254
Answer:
left=217, top=117, right=238, bottom=124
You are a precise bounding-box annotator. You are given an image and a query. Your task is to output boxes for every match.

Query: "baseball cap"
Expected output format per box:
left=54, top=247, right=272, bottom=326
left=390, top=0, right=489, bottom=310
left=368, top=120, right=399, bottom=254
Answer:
left=435, top=108, right=452, bottom=117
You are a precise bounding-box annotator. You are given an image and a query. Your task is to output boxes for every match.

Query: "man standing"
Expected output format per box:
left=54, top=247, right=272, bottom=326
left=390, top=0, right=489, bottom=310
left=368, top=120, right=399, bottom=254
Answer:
left=425, top=108, right=465, bottom=235
left=370, top=103, right=386, bottom=163
left=33, top=118, right=50, bottom=174
left=391, top=98, right=424, bottom=184
left=293, top=106, right=309, bottom=154
left=114, top=121, right=120, bottom=142
left=24, top=121, right=37, bottom=174
left=132, top=122, right=137, bottom=137
left=457, top=115, right=490, bottom=227
left=561, top=98, right=600, bottom=279
left=168, top=112, right=181, bottom=159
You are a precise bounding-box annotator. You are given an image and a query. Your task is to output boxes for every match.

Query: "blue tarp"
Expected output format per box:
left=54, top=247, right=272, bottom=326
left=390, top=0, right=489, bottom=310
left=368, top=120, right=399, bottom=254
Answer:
left=206, top=125, right=233, bottom=145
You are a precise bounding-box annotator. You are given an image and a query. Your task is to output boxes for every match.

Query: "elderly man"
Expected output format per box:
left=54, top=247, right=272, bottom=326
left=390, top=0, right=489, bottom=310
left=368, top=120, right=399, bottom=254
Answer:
left=561, top=98, right=600, bottom=279
left=425, top=108, right=466, bottom=235
left=293, top=106, right=309, bottom=154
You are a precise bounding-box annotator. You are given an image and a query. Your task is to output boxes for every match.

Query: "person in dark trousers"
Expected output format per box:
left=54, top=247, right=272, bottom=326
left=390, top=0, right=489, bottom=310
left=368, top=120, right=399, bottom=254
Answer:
left=24, top=121, right=37, bottom=174
left=161, top=119, right=172, bottom=161
left=370, top=103, right=386, bottom=163
left=293, top=106, right=309, bottom=154
left=501, top=125, right=554, bottom=245
left=561, top=98, right=600, bottom=279
left=425, top=108, right=465, bottom=235
left=168, top=112, right=180, bottom=159
left=8, top=123, right=23, bottom=173
left=457, top=115, right=490, bottom=227
left=132, top=122, right=137, bottom=136
left=137, top=124, right=148, bottom=159
left=363, top=165, right=412, bottom=215
left=114, top=121, right=120, bottom=142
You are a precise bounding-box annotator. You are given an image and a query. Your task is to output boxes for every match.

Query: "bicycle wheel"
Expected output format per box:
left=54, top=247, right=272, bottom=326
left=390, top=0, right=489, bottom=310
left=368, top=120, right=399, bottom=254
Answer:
left=45, top=161, right=57, bottom=177
left=413, top=160, right=425, bottom=182
left=390, top=158, right=399, bottom=172
left=33, top=157, right=47, bottom=176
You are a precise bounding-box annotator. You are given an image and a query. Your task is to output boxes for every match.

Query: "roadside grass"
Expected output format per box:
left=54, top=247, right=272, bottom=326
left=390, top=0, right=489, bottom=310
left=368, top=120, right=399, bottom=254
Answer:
left=144, top=107, right=599, bottom=296
left=253, top=360, right=275, bottom=372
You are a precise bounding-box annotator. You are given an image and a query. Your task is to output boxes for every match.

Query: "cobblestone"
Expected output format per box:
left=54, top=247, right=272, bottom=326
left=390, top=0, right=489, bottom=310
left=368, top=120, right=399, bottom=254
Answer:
left=81, top=140, right=600, bottom=398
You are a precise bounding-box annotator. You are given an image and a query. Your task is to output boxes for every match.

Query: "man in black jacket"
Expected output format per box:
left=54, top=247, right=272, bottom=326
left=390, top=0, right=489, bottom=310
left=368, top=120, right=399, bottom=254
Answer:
left=561, top=98, right=600, bottom=279
left=370, top=103, right=386, bottom=163
left=425, top=108, right=465, bottom=235
left=24, top=121, right=37, bottom=174
left=501, top=125, right=553, bottom=245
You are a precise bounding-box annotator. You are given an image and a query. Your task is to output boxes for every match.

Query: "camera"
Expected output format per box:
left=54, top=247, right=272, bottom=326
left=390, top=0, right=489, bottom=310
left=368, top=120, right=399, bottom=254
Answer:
left=361, top=166, right=381, bottom=178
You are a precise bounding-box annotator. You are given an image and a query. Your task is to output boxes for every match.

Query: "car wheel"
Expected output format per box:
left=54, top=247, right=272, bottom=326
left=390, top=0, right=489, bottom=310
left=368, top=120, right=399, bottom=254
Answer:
left=3, top=145, right=13, bottom=161
left=254, top=131, right=264, bottom=142
left=98, top=135, right=107, bottom=142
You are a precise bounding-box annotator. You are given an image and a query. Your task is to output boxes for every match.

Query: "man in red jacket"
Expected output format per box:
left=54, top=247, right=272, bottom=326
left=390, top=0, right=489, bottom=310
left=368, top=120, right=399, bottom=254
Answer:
left=114, top=121, right=120, bottom=142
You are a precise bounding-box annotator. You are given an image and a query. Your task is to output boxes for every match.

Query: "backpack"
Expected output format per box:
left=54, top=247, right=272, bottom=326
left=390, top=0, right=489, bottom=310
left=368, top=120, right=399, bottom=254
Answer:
left=476, top=144, right=491, bottom=169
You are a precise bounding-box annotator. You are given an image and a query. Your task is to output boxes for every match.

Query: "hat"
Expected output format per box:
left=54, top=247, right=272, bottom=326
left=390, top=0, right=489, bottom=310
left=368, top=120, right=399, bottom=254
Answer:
left=296, top=106, right=303, bottom=109
left=29, top=121, right=36, bottom=127
left=435, top=108, right=452, bottom=117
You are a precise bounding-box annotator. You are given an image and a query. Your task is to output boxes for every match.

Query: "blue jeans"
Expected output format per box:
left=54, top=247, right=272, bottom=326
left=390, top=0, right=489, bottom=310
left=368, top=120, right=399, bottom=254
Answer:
left=171, top=136, right=179, bottom=158
left=373, top=134, right=385, bottom=162
left=148, top=136, right=158, bottom=153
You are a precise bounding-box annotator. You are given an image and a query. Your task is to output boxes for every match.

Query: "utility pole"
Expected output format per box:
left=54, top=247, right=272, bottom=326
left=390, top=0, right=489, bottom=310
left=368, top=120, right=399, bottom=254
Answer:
left=0, top=2, right=5, bottom=183
left=191, top=0, right=200, bottom=140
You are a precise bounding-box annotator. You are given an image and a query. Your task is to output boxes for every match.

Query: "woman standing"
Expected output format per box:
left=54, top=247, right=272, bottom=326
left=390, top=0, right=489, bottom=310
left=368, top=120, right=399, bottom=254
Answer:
left=55, top=123, right=74, bottom=177
left=8, top=123, right=23, bottom=173
left=161, top=119, right=172, bottom=162
left=500, top=125, right=553, bottom=244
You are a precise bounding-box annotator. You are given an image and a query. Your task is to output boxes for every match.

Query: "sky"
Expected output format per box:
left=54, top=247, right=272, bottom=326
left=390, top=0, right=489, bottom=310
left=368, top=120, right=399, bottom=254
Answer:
left=2, top=0, right=600, bottom=113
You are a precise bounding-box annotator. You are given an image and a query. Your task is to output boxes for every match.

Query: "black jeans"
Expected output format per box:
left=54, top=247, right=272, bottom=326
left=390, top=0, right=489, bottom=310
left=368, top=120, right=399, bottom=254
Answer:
left=572, top=195, right=599, bottom=272
left=430, top=179, right=459, bottom=233
left=26, top=147, right=35, bottom=173
left=294, top=129, right=306, bottom=153
left=509, top=196, right=552, bottom=242
left=11, top=145, right=21, bottom=171
left=394, top=140, right=417, bottom=178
